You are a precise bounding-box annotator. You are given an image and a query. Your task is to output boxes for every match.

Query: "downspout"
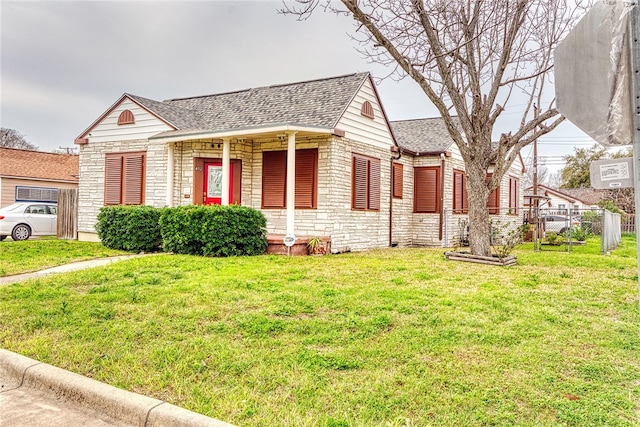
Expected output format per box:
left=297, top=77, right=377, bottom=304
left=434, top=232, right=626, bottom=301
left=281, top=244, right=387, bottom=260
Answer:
left=389, top=147, right=402, bottom=247
left=439, top=153, right=445, bottom=242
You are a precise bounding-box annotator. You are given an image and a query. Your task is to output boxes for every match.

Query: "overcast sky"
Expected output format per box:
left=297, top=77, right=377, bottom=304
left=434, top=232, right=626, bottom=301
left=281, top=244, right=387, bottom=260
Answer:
left=1, top=0, right=600, bottom=172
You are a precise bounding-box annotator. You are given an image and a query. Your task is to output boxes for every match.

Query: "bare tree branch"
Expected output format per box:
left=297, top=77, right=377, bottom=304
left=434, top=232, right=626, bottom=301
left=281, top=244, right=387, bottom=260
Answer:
left=281, top=0, right=592, bottom=256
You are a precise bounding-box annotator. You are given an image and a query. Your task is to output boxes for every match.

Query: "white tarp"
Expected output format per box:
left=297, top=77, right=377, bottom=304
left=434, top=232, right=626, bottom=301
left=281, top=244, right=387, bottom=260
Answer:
left=555, top=0, right=634, bottom=147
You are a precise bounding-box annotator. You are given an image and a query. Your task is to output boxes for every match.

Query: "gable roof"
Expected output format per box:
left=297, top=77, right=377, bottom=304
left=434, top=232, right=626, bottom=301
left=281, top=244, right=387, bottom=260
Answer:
left=78, top=73, right=371, bottom=141
left=390, top=117, right=457, bottom=155
left=560, top=188, right=606, bottom=205
left=0, top=148, right=79, bottom=182
left=163, top=73, right=369, bottom=131
left=524, top=184, right=602, bottom=205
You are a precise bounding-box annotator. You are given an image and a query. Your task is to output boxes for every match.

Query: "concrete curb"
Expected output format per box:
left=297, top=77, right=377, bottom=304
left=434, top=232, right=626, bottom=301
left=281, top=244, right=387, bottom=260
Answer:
left=0, top=349, right=234, bottom=427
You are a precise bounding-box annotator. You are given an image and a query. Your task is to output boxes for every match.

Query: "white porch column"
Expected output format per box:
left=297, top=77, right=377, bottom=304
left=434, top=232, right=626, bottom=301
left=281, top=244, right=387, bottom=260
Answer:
left=286, top=131, right=297, bottom=236
left=166, top=142, right=175, bottom=207
left=221, top=138, right=231, bottom=206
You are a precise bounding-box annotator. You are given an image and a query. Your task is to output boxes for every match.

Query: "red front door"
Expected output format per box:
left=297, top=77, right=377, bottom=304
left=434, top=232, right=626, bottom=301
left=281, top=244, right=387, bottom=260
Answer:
left=204, top=161, right=233, bottom=205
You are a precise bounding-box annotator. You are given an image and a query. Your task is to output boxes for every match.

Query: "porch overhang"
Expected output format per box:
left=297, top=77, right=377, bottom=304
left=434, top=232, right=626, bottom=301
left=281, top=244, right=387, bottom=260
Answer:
left=148, top=123, right=342, bottom=144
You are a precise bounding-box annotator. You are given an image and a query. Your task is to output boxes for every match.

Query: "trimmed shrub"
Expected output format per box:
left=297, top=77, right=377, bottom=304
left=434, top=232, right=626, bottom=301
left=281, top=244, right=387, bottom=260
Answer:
left=96, top=205, right=163, bottom=252
left=160, top=205, right=267, bottom=256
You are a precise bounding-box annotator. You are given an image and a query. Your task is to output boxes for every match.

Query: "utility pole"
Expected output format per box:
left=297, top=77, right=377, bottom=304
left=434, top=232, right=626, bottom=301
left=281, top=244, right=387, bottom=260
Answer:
left=533, top=104, right=541, bottom=251
left=630, top=3, right=640, bottom=309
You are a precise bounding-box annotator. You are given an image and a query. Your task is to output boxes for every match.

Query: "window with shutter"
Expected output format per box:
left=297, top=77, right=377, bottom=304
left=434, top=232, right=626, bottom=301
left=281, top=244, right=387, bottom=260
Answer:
left=453, top=169, right=468, bottom=214
left=262, top=149, right=318, bottom=209
left=124, top=155, right=144, bottom=205
left=104, top=152, right=145, bottom=206
left=486, top=174, right=500, bottom=215
left=392, top=163, right=403, bottom=199
left=508, top=176, right=519, bottom=215
left=368, top=159, right=380, bottom=210
left=295, top=149, right=318, bottom=209
left=262, top=151, right=287, bottom=208
left=104, top=156, right=123, bottom=205
left=351, top=154, right=380, bottom=211
left=414, top=166, right=440, bottom=213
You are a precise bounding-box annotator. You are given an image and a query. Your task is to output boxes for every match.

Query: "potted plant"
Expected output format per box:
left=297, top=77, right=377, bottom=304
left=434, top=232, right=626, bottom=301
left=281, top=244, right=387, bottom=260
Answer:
left=307, top=236, right=328, bottom=255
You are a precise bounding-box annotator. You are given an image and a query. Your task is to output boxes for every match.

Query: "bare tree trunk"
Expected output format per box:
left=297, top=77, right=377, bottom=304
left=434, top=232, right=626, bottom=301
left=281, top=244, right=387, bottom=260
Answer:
left=466, top=164, right=492, bottom=256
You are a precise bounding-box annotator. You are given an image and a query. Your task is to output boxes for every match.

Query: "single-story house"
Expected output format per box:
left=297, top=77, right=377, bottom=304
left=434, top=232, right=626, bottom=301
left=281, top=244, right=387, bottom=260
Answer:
left=75, top=72, right=524, bottom=251
left=525, top=184, right=600, bottom=214
left=390, top=118, right=525, bottom=247
left=0, top=147, right=79, bottom=208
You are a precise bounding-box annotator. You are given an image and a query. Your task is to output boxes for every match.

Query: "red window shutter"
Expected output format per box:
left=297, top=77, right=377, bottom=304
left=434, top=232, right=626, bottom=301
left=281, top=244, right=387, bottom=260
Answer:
left=392, top=163, right=403, bottom=199
left=104, top=156, right=123, bottom=205
left=486, top=174, right=500, bottom=214
left=123, top=154, right=144, bottom=205
left=463, top=178, right=469, bottom=213
left=295, top=149, right=318, bottom=209
left=368, top=158, right=380, bottom=210
left=453, top=169, right=466, bottom=213
left=414, top=167, right=440, bottom=213
left=352, top=156, right=368, bottom=210
left=509, top=176, right=519, bottom=215
left=262, top=151, right=287, bottom=208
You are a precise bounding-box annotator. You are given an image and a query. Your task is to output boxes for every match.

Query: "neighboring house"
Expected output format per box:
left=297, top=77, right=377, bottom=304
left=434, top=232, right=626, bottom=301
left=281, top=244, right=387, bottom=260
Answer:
left=524, top=184, right=600, bottom=214
left=0, top=147, right=79, bottom=208
left=75, top=72, right=524, bottom=251
left=391, top=118, right=525, bottom=247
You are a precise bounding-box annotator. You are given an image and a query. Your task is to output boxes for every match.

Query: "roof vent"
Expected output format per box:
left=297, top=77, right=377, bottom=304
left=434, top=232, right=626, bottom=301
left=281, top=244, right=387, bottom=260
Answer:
left=117, top=110, right=135, bottom=125
left=361, top=101, right=375, bottom=119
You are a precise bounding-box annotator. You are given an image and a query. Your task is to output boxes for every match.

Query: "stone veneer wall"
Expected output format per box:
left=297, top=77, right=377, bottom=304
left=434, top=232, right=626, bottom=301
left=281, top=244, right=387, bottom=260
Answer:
left=244, top=136, right=397, bottom=253
left=77, top=139, right=167, bottom=238
left=80, top=136, right=525, bottom=251
left=390, top=155, right=414, bottom=247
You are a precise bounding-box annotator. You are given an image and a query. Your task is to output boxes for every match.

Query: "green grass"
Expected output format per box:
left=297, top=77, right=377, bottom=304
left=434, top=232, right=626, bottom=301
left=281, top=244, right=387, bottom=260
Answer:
left=0, top=237, right=639, bottom=426
left=0, top=239, right=130, bottom=276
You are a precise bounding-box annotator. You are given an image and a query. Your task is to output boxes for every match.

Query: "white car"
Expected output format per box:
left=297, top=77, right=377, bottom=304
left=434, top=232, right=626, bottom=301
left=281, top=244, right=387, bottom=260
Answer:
left=542, top=214, right=581, bottom=235
left=0, top=202, right=57, bottom=241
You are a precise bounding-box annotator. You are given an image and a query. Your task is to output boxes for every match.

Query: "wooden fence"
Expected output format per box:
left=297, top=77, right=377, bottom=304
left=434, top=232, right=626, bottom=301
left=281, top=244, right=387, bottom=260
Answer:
left=622, top=214, right=635, bottom=233
left=57, top=188, right=78, bottom=240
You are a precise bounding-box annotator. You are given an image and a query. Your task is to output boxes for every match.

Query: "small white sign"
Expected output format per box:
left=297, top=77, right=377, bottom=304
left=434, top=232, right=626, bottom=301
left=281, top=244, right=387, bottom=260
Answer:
left=283, top=234, right=296, bottom=247
left=590, top=158, right=634, bottom=190
left=599, top=162, right=630, bottom=181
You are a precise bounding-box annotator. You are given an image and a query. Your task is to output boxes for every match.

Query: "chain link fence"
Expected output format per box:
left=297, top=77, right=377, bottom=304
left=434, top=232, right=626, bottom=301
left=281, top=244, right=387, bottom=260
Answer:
left=443, top=206, right=622, bottom=254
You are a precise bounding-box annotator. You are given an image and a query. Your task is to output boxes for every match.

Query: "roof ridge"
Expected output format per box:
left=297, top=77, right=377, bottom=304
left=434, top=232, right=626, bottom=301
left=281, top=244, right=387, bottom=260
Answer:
left=390, top=116, right=458, bottom=124
left=0, top=147, right=77, bottom=156
left=164, top=72, right=368, bottom=103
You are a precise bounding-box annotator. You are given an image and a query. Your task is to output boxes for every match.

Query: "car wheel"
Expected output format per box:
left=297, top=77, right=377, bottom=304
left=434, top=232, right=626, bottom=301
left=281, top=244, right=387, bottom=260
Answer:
left=11, top=224, right=31, bottom=241
left=559, top=227, right=567, bottom=234
left=0, top=235, right=6, bottom=241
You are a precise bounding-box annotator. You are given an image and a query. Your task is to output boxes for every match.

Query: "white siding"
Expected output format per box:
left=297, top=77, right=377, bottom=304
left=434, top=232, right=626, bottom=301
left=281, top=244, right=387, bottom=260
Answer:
left=336, top=79, right=394, bottom=151
left=87, top=99, right=174, bottom=144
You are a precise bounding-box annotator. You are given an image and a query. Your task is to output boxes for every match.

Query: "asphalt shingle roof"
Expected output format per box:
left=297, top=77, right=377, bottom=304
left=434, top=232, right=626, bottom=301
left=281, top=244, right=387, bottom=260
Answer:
left=126, top=94, right=205, bottom=130
left=0, top=148, right=78, bottom=182
left=390, top=117, right=458, bottom=154
left=131, top=73, right=370, bottom=132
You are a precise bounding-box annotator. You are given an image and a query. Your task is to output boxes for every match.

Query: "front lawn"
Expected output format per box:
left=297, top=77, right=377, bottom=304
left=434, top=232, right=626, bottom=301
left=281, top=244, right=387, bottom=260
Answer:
left=0, top=239, right=130, bottom=276
left=0, top=237, right=638, bottom=426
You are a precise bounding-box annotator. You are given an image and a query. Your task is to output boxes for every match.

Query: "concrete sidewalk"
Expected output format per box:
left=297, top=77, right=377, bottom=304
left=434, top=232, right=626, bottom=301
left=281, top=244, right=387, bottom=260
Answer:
left=0, top=349, right=234, bottom=426
left=0, top=256, right=235, bottom=426
left=0, top=255, right=143, bottom=286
